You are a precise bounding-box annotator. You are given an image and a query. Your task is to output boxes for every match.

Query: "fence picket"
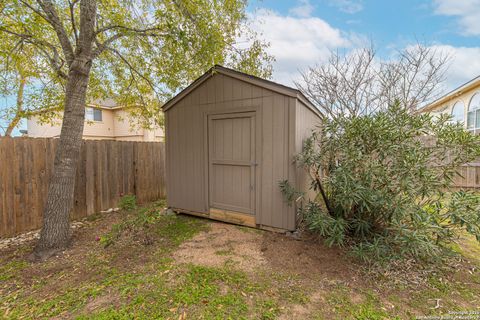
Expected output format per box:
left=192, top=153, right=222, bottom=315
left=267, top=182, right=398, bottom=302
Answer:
left=0, top=137, right=166, bottom=238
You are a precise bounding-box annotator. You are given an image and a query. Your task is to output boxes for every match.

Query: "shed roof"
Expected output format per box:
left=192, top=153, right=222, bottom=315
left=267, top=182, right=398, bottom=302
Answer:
left=162, top=65, right=322, bottom=118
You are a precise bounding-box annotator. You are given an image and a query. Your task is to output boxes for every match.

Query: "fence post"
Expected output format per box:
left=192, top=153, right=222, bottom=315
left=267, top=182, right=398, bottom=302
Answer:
left=0, top=137, right=166, bottom=238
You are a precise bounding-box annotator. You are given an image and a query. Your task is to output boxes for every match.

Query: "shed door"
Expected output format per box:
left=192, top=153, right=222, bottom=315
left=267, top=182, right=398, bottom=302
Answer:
left=208, top=112, right=256, bottom=215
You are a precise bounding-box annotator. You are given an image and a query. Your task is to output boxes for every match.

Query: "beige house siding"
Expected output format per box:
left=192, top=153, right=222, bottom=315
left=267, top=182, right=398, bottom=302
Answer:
left=112, top=109, right=143, bottom=140
left=27, top=117, right=62, bottom=137
left=84, top=108, right=115, bottom=139
left=28, top=108, right=164, bottom=141
left=426, top=89, right=478, bottom=124
left=164, top=66, right=321, bottom=231
left=420, top=77, right=480, bottom=133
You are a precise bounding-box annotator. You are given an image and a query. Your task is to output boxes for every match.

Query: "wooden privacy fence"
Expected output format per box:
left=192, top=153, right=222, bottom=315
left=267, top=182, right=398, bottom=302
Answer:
left=452, top=163, right=480, bottom=189
left=420, top=135, right=480, bottom=189
left=0, top=137, right=166, bottom=238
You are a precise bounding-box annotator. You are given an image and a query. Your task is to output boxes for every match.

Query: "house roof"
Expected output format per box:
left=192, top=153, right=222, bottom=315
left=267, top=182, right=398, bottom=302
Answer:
left=419, top=75, right=480, bottom=113
left=162, top=65, right=321, bottom=118
left=87, top=98, right=129, bottom=110
left=89, top=98, right=118, bottom=108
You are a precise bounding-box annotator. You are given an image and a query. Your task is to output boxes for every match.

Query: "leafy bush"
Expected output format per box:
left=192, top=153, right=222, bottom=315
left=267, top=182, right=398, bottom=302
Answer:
left=119, top=194, right=137, bottom=211
left=289, top=103, right=480, bottom=263
left=279, top=180, right=304, bottom=206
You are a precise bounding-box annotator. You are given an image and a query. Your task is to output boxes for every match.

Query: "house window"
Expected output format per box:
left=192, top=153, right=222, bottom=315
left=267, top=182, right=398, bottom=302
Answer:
left=451, top=101, right=464, bottom=124
left=467, top=93, right=480, bottom=132
left=85, top=107, right=102, bottom=122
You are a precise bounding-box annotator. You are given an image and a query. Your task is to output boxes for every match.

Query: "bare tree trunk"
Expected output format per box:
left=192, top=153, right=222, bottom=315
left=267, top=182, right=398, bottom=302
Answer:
left=4, top=72, right=26, bottom=137
left=33, top=57, right=91, bottom=258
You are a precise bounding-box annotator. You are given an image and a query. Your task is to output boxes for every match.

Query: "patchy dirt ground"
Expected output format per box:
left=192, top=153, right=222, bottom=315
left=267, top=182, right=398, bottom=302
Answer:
left=1, top=200, right=479, bottom=319
left=174, top=222, right=268, bottom=272
left=174, top=221, right=358, bottom=280
left=172, top=222, right=376, bottom=319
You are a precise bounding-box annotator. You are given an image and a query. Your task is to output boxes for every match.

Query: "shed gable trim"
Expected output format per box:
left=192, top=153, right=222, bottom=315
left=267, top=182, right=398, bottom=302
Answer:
left=162, top=69, right=214, bottom=112
left=162, top=65, right=322, bottom=119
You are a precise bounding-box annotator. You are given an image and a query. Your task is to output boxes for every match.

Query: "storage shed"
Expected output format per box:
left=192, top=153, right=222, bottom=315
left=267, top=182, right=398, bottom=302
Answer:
left=163, top=65, right=321, bottom=231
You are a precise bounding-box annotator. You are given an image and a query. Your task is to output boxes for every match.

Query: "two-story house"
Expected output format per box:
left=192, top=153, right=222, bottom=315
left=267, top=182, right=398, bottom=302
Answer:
left=27, top=99, right=164, bottom=141
left=419, top=76, right=480, bottom=134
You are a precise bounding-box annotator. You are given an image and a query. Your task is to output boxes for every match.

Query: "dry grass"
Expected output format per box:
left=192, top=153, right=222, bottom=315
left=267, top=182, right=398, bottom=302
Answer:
left=0, top=200, right=479, bottom=319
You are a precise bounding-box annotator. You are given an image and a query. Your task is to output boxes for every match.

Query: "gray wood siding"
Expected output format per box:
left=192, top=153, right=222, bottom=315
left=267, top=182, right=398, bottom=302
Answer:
left=295, top=100, right=322, bottom=207
left=257, top=94, right=296, bottom=230
left=165, top=73, right=296, bottom=229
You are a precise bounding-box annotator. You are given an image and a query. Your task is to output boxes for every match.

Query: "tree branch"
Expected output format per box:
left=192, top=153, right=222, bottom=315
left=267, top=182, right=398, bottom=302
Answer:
left=76, top=0, right=97, bottom=57
left=93, top=26, right=167, bottom=58
left=68, top=0, right=80, bottom=47
left=4, top=70, right=26, bottom=136
left=107, top=47, right=157, bottom=94
left=95, top=25, right=163, bottom=35
left=296, top=43, right=449, bottom=118
left=33, top=45, right=68, bottom=79
left=92, top=32, right=123, bottom=58
left=35, top=0, right=75, bottom=66
left=18, top=0, right=49, bottom=22
left=0, top=27, right=68, bottom=79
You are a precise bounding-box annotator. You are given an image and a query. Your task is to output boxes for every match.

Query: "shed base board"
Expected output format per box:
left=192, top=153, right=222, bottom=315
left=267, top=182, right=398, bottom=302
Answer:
left=209, top=208, right=256, bottom=227
left=170, top=207, right=291, bottom=233
left=256, top=224, right=291, bottom=233
left=170, top=207, right=256, bottom=228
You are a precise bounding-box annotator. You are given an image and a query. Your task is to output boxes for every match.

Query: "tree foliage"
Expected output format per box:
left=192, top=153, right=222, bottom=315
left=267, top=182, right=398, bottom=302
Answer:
left=0, top=26, right=61, bottom=135
left=0, top=0, right=273, bottom=256
left=288, top=103, right=480, bottom=262
left=0, top=0, right=273, bottom=130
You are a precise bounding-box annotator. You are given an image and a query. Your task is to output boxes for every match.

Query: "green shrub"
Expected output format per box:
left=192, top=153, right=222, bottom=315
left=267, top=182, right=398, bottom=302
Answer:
left=119, top=194, right=137, bottom=211
left=287, top=103, right=480, bottom=263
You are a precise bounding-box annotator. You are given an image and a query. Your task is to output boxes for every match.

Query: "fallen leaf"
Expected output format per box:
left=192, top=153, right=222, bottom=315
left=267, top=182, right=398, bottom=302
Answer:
left=178, top=311, right=187, bottom=320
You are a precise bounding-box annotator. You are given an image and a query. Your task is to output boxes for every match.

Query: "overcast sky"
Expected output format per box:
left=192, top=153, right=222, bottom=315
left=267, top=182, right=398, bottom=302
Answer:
left=247, top=0, right=480, bottom=90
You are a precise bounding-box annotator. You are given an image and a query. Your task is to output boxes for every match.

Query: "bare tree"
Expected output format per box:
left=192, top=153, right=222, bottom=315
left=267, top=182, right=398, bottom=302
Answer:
left=379, top=45, right=450, bottom=112
left=296, top=43, right=450, bottom=119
